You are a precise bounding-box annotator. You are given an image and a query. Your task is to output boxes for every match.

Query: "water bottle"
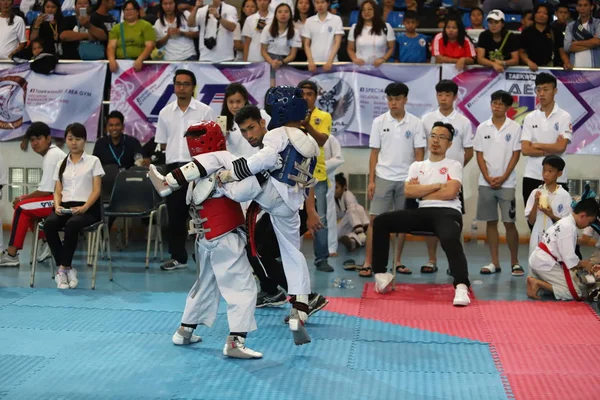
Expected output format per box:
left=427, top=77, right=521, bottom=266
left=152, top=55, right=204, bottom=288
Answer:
left=470, top=220, right=478, bottom=244
left=332, top=278, right=355, bottom=289
left=134, top=153, right=144, bottom=167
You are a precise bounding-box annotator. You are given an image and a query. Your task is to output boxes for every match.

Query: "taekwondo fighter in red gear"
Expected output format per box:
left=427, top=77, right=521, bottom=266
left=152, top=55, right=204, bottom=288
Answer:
left=150, top=87, right=319, bottom=345
left=150, top=121, right=265, bottom=359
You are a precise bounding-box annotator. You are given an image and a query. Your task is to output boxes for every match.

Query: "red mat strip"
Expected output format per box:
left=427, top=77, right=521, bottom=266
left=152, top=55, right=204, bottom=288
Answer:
left=360, top=298, right=482, bottom=321
left=362, top=282, right=477, bottom=302
left=493, top=343, right=600, bottom=374
left=506, top=373, right=600, bottom=400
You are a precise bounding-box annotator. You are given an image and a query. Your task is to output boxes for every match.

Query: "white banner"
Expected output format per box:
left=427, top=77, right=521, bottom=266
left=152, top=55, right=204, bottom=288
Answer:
left=276, top=64, right=440, bottom=147
left=0, top=62, right=106, bottom=141
left=110, top=61, right=271, bottom=143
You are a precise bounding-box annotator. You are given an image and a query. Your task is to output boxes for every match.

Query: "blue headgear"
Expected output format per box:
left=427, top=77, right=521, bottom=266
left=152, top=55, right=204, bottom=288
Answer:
left=264, top=86, right=308, bottom=130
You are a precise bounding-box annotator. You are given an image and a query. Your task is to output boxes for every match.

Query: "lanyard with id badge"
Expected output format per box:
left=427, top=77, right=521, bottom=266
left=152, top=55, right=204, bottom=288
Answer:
left=109, top=142, right=126, bottom=171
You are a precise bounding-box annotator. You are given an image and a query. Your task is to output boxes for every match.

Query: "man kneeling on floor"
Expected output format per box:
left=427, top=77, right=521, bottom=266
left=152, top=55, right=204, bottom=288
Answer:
left=527, top=198, right=600, bottom=301
left=370, top=121, right=471, bottom=306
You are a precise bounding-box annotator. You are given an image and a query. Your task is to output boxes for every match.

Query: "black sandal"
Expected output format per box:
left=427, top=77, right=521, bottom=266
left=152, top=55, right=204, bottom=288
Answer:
left=395, top=265, right=412, bottom=274
left=358, top=266, right=373, bottom=277
left=420, top=262, right=438, bottom=273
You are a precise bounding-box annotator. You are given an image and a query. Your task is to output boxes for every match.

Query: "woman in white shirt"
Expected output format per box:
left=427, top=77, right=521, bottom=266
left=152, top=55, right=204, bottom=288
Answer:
left=43, top=123, right=105, bottom=290
left=347, top=0, right=395, bottom=66
left=220, top=83, right=257, bottom=159
left=260, top=3, right=301, bottom=68
left=0, top=0, right=27, bottom=59
left=292, top=0, right=314, bottom=62
left=154, top=0, right=198, bottom=60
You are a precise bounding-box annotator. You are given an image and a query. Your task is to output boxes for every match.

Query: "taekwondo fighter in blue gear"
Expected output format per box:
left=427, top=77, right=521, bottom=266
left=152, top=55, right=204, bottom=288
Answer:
left=149, top=121, right=265, bottom=359
left=149, top=87, right=319, bottom=345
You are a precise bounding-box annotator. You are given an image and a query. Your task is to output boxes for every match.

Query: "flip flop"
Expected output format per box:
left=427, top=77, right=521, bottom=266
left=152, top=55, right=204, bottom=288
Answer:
left=343, top=259, right=357, bottom=270
left=395, top=265, right=412, bottom=274
left=481, top=263, right=501, bottom=274
left=420, top=262, right=437, bottom=273
left=511, top=264, right=525, bottom=276
left=358, top=266, right=373, bottom=277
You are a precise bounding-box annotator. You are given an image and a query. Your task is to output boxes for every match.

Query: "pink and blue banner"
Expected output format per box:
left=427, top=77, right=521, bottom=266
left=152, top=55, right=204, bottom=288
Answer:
left=110, top=61, right=271, bottom=143
left=0, top=62, right=106, bottom=142
left=442, top=65, right=600, bottom=155
left=275, top=64, right=440, bottom=147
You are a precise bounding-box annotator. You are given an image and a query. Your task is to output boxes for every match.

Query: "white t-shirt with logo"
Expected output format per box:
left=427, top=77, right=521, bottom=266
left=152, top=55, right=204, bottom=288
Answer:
left=154, top=12, right=198, bottom=61
left=369, top=111, right=426, bottom=181
left=521, top=103, right=572, bottom=183
left=242, top=12, right=273, bottom=62
left=348, top=23, right=395, bottom=64
left=406, top=158, right=463, bottom=212
left=421, top=108, right=473, bottom=166
left=524, top=184, right=573, bottom=255
left=260, top=24, right=302, bottom=56
left=302, top=12, right=344, bottom=62
left=0, top=16, right=26, bottom=59
left=196, top=2, right=238, bottom=62
left=473, top=118, right=522, bottom=188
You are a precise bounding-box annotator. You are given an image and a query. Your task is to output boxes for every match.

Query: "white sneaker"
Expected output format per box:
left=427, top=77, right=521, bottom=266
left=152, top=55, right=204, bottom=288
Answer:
left=172, top=326, right=202, bottom=345
left=56, top=271, right=69, bottom=290
left=223, top=335, right=262, bottom=359
left=36, top=242, right=52, bottom=262
left=66, top=268, right=78, bottom=289
left=374, top=272, right=394, bottom=294
left=453, top=284, right=470, bottom=307
left=0, top=251, right=20, bottom=267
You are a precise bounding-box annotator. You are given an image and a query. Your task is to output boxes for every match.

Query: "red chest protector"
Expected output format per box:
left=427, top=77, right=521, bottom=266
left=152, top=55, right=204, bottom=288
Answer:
left=192, top=197, right=245, bottom=240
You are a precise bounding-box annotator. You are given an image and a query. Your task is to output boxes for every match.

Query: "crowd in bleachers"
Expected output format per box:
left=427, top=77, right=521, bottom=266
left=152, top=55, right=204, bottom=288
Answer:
left=0, top=0, right=598, bottom=70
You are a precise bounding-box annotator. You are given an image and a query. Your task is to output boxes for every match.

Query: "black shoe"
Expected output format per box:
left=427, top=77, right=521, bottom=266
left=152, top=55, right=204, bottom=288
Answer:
left=315, top=260, right=334, bottom=272
left=308, top=293, right=329, bottom=317
left=256, top=289, right=288, bottom=308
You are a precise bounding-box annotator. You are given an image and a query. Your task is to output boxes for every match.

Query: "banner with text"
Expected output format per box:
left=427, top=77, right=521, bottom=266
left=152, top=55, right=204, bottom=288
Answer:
left=110, top=61, right=271, bottom=143
left=276, top=64, right=440, bottom=147
left=442, top=65, right=600, bottom=155
left=0, top=62, right=106, bottom=142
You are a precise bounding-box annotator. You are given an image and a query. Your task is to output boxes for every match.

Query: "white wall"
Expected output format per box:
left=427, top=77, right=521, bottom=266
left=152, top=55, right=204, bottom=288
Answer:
left=2, top=141, right=599, bottom=239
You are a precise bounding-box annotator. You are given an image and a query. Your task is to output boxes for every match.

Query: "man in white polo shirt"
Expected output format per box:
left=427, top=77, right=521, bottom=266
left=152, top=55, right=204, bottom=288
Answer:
left=474, top=90, right=523, bottom=276
left=357, top=82, right=425, bottom=278
left=420, top=79, right=473, bottom=274
left=188, top=0, right=238, bottom=62
left=155, top=69, right=216, bottom=271
left=521, top=72, right=572, bottom=230
left=371, top=122, right=471, bottom=306
left=302, top=0, right=344, bottom=72
left=242, top=0, right=272, bottom=62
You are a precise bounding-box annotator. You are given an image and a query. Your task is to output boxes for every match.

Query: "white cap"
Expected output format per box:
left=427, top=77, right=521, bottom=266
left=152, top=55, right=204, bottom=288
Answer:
left=487, top=10, right=505, bottom=21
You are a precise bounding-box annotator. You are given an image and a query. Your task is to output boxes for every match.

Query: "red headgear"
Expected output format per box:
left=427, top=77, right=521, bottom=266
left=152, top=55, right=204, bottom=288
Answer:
left=185, top=121, right=227, bottom=156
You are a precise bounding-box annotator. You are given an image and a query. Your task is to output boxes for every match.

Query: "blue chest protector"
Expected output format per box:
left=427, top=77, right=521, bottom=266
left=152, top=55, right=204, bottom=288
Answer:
left=271, top=143, right=317, bottom=188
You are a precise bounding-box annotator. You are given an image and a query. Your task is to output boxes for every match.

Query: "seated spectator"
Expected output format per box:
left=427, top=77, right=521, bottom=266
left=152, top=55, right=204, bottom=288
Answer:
left=240, top=0, right=257, bottom=31
left=154, top=0, right=198, bottom=61
left=188, top=0, right=238, bottom=62
left=93, top=111, right=149, bottom=170
left=476, top=10, right=519, bottom=73
left=59, top=0, right=110, bottom=60
left=242, top=0, right=272, bottom=62
left=107, top=0, right=156, bottom=72
left=380, top=0, right=398, bottom=22
left=564, top=0, right=600, bottom=69
left=347, top=0, right=394, bottom=66
left=483, top=0, right=533, bottom=15
left=0, top=123, right=66, bottom=268
left=552, top=3, right=571, bottom=34
left=261, top=3, right=301, bottom=68
left=90, top=0, right=117, bottom=58
left=520, top=4, right=571, bottom=70
left=334, top=173, right=369, bottom=252
left=302, top=0, right=344, bottom=72
left=527, top=198, right=600, bottom=301
left=44, top=123, right=105, bottom=290
left=396, top=10, right=429, bottom=63
left=524, top=155, right=573, bottom=257
left=469, top=7, right=484, bottom=30
left=432, top=16, right=476, bottom=70
left=0, top=0, right=26, bottom=60
left=29, top=0, right=65, bottom=56
left=292, top=0, right=315, bottom=62
left=520, top=9, right=533, bottom=31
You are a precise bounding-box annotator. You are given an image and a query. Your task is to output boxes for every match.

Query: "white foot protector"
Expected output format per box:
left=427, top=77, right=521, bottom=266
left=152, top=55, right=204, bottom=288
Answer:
left=223, top=335, right=263, bottom=359
left=172, top=326, right=202, bottom=345
left=374, top=272, right=394, bottom=294
left=289, top=308, right=311, bottom=346
left=453, top=283, right=471, bottom=307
